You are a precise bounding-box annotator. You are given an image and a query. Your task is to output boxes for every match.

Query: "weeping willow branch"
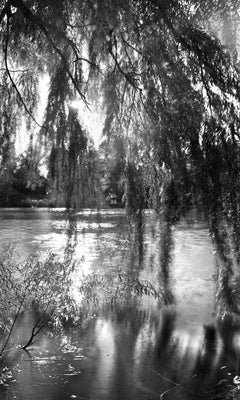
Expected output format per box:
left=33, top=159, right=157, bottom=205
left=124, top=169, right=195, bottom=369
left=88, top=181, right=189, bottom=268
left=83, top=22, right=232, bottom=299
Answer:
left=199, top=60, right=213, bottom=114
left=108, top=37, right=142, bottom=92
left=11, top=0, right=79, bottom=60
left=120, top=33, right=143, bottom=56
left=4, top=13, right=44, bottom=129
left=10, top=0, right=89, bottom=105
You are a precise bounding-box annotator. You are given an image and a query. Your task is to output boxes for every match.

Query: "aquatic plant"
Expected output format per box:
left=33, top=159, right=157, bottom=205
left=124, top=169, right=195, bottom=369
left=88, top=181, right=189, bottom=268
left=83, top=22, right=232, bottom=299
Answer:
left=210, top=375, right=240, bottom=400
left=78, top=268, right=163, bottom=311
left=0, top=245, right=78, bottom=355
left=0, top=238, right=163, bottom=357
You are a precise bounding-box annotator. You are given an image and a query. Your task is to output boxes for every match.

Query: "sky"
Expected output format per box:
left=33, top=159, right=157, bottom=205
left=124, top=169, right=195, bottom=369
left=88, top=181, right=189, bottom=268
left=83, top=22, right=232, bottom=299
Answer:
left=71, top=98, right=105, bottom=149
left=15, top=74, right=105, bottom=175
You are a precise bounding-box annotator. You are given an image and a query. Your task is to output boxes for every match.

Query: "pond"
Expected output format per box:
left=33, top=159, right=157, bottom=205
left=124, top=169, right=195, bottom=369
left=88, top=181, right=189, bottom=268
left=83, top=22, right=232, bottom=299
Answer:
left=0, top=208, right=239, bottom=400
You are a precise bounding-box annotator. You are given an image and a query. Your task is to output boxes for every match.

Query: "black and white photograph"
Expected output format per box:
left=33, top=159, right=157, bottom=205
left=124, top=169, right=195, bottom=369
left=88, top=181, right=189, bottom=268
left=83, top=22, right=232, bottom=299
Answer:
left=0, top=1, right=240, bottom=399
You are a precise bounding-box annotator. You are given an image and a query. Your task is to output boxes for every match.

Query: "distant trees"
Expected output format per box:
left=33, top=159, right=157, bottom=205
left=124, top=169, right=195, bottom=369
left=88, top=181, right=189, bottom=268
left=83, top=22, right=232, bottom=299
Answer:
left=47, top=108, right=103, bottom=208
left=13, top=145, right=47, bottom=196
left=99, top=136, right=125, bottom=204
left=0, top=142, right=47, bottom=206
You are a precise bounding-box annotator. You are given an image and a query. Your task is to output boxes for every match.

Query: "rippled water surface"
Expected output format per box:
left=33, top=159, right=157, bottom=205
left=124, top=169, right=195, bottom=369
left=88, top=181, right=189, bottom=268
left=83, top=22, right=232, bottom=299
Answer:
left=0, top=208, right=238, bottom=400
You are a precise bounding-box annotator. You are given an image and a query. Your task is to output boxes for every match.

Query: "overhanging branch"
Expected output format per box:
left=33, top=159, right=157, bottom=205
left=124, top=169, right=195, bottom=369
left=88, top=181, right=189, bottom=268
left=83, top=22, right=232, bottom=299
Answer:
left=10, top=0, right=89, bottom=105
left=4, top=14, right=44, bottom=128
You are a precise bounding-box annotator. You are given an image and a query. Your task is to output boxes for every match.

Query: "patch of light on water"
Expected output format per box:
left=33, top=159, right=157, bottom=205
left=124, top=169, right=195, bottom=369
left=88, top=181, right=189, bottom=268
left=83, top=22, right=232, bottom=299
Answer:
left=32, top=232, right=98, bottom=259
left=233, top=334, right=240, bottom=351
left=172, top=327, right=226, bottom=373
left=49, top=208, right=126, bottom=216
left=172, top=328, right=204, bottom=360
left=50, top=220, right=116, bottom=231
left=31, top=356, right=61, bottom=365
left=94, top=320, right=115, bottom=387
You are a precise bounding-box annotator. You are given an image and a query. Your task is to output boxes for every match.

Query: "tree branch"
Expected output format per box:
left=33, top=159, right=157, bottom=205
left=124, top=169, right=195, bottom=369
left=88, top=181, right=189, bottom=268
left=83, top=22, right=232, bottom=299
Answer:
left=0, top=284, right=28, bottom=356
left=11, top=0, right=89, bottom=105
left=4, top=14, right=44, bottom=128
left=120, top=33, right=143, bottom=56
left=22, top=309, right=55, bottom=350
left=198, top=59, right=213, bottom=114
left=108, top=41, right=141, bottom=91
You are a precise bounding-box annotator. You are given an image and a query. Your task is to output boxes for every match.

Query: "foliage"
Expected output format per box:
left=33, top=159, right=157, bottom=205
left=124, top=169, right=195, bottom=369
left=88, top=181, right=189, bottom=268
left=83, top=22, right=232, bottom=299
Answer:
left=99, top=136, right=125, bottom=203
left=13, top=145, right=47, bottom=195
left=0, top=157, right=16, bottom=205
left=0, top=0, right=239, bottom=212
left=0, top=142, right=48, bottom=205
left=0, top=245, right=78, bottom=354
left=79, top=268, right=162, bottom=310
left=0, top=240, right=166, bottom=358
left=0, top=0, right=240, bottom=310
left=47, top=107, right=103, bottom=208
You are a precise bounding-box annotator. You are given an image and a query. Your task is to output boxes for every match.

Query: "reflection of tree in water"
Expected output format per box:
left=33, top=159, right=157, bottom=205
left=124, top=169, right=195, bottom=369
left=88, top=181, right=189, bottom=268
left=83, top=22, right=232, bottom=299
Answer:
left=125, top=162, right=176, bottom=306
left=49, top=210, right=240, bottom=398
left=64, top=211, right=78, bottom=263
left=177, top=320, right=240, bottom=399
left=157, top=218, right=175, bottom=305
left=61, top=204, right=176, bottom=311
left=128, top=210, right=145, bottom=269
left=204, top=321, right=240, bottom=399
left=107, top=303, right=148, bottom=400
left=212, top=220, right=240, bottom=323
left=58, top=215, right=240, bottom=400
left=125, top=163, right=146, bottom=269
left=87, top=306, right=212, bottom=399
left=125, top=210, right=175, bottom=306
left=143, top=315, right=240, bottom=399
left=92, top=304, right=240, bottom=399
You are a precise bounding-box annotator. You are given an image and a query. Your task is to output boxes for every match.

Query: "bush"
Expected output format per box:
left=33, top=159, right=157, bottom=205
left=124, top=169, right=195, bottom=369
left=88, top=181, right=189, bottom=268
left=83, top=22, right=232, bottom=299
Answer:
left=0, top=246, right=79, bottom=355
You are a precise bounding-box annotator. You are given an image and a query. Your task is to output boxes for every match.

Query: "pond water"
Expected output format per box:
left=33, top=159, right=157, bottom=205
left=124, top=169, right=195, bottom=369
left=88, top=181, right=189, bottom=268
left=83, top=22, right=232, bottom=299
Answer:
left=0, top=208, right=239, bottom=400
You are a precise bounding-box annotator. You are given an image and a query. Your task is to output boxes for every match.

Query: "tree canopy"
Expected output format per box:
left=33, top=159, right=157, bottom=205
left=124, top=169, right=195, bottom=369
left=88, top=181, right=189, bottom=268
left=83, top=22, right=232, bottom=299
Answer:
left=1, top=1, right=240, bottom=280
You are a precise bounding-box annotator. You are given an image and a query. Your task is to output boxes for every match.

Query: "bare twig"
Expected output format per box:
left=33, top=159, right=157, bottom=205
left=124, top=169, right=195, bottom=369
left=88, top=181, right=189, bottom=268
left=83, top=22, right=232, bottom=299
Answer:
left=143, top=365, right=194, bottom=394
left=198, top=55, right=213, bottom=114
left=22, top=309, right=55, bottom=350
left=160, top=384, right=182, bottom=399
left=119, top=80, right=127, bottom=118
left=109, top=40, right=141, bottom=91
left=120, top=33, right=143, bottom=56
left=74, top=57, right=96, bottom=66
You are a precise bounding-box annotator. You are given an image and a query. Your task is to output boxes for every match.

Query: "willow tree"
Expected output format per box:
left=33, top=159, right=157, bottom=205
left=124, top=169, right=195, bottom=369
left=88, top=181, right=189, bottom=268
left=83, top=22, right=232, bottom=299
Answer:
left=1, top=0, right=240, bottom=312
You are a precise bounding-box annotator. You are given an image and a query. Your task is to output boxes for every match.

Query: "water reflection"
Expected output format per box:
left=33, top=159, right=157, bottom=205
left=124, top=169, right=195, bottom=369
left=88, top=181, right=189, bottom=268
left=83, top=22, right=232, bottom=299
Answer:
left=4, top=304, right=240, bottom=399
left=0, top=208, right=238, bottom=399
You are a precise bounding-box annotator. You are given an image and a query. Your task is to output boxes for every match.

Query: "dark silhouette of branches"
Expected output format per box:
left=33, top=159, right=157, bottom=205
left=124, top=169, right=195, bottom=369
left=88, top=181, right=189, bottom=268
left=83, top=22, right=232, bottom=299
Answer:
left=22, top=309, right=54, bottom=350
left=10, top=0, right=88, bottom=103
left=4, top=12, right=44, bottom=128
